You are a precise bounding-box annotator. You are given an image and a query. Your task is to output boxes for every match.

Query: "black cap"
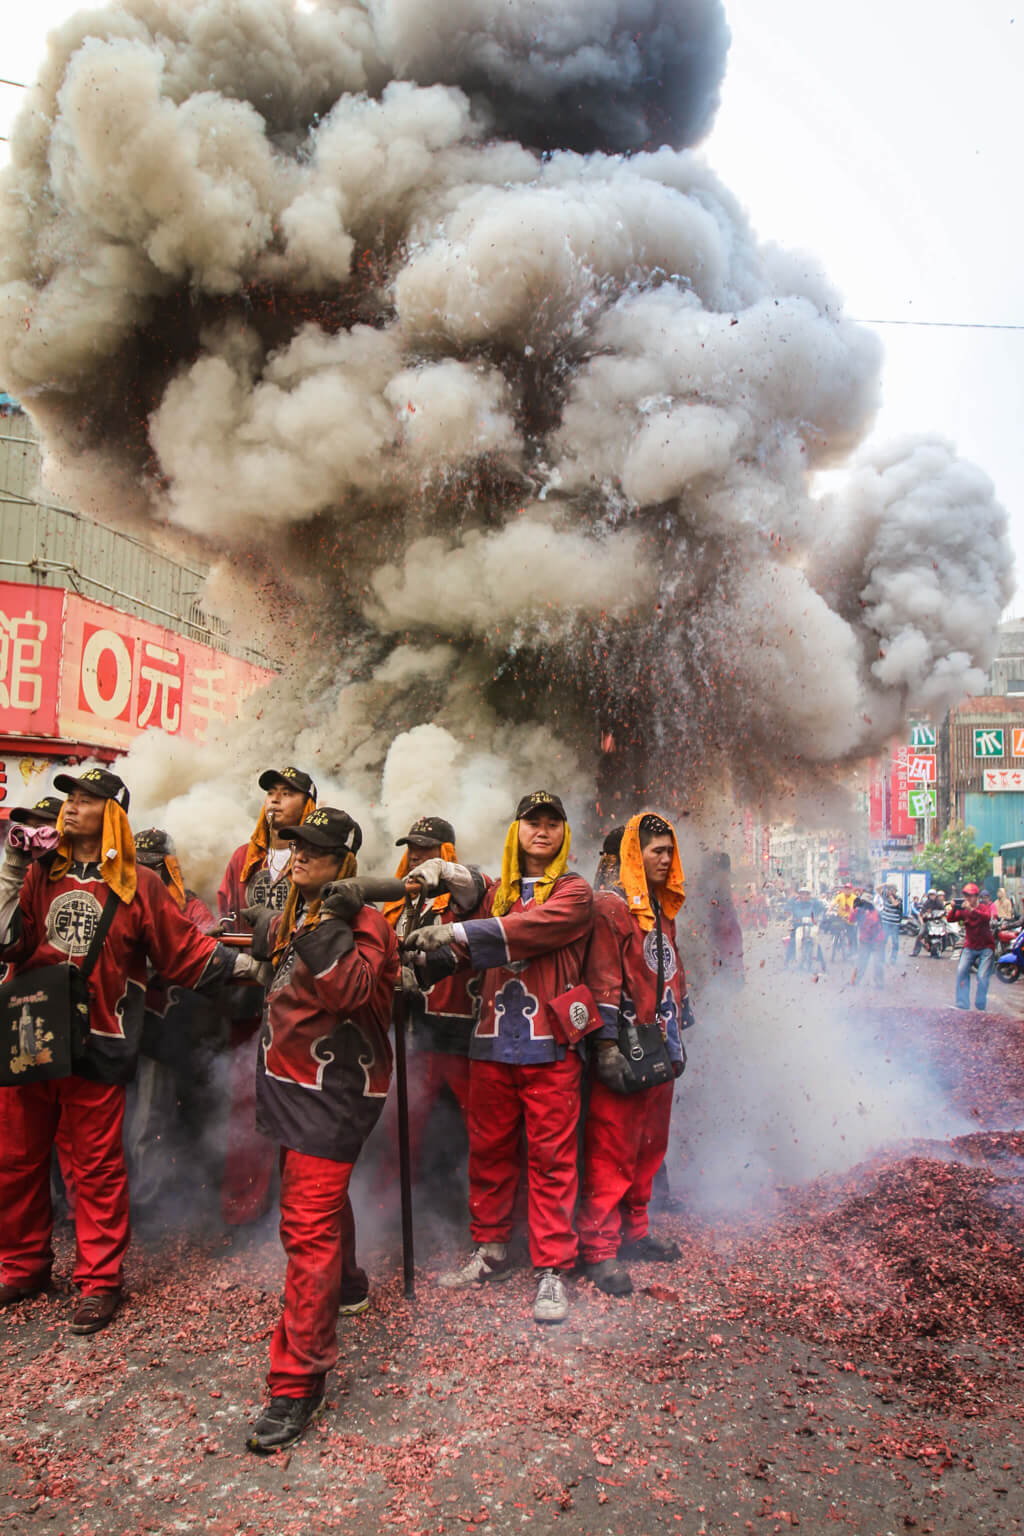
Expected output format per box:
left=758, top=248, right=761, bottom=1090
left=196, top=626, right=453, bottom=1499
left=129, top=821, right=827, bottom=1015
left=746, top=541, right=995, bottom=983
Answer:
left=515, top=790, right=566, bottom=821
left=134, top=828, right=175, bottom=867
left=52, top=767, right=130, bottom=811
left=9, top=796, right=63, bottom=826
left=396, top=816, right=455, bottom=849
left=258, top=766, right=318, bottom=802
left=280, top=806, right=362, bottom=854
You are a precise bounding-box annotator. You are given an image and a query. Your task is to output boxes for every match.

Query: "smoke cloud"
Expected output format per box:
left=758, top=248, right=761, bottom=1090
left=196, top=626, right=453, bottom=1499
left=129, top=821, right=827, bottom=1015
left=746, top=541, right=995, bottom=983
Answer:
left=0, top=0, right=1013, bottom=865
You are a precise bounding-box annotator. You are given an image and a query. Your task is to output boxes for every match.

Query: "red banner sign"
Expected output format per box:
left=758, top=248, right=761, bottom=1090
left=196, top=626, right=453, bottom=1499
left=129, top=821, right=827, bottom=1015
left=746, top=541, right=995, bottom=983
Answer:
left=0, top=580, right=274, bottom=752
left=889, top=745, right=915, bottom=837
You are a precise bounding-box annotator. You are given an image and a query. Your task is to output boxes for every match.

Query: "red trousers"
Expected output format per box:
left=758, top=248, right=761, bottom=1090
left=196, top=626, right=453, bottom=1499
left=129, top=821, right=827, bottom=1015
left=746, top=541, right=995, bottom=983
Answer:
left=267, top=1147, right=362, bottom=1398
left=468, top=1053, right=582, bottom=1271
left=221, top=1018, right=276, bottom=1226
left=0, top=1077, right=129, bottom=1293
left=577, top=1078, right=675, bottom=1263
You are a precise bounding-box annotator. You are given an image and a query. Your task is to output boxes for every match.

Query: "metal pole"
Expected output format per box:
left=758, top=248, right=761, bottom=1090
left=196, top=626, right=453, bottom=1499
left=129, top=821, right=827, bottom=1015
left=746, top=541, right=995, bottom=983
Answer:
left=393, top=987, right=416, bottom=1300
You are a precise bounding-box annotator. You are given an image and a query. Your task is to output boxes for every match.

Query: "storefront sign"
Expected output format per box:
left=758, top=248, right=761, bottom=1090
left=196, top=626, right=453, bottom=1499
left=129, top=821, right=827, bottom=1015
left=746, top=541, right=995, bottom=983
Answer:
left=907, top=787, right=937, bottom=819
left=0, top=580, right=275, bottom=752
left=907, top=751, right=936, bottom=783
left=909, top=722, right=936, bottom=748
left=974, top=728, right=1005, bottom=758
left=983, top=769, right=1024, bottom=792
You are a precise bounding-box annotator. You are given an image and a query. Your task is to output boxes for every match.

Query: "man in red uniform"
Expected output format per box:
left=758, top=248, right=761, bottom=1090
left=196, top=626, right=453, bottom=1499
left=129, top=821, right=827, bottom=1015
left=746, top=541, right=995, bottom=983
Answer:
left=404, top=790, right=593, bottom=1324
left=217, top=766, right=317, bottom=1226
left=578, top=813, right=690, bottom=1296
left=245, top=806, right=399, bottom=1454
left=380, top=817, right=485, bottom=1178
left=0, top=769, right=253, bottom=1334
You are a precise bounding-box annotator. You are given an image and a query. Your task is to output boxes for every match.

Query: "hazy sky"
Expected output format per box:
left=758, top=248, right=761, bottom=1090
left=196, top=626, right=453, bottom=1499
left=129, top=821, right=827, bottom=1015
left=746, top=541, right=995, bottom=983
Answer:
left=2, top=0, right=1022, bottom=598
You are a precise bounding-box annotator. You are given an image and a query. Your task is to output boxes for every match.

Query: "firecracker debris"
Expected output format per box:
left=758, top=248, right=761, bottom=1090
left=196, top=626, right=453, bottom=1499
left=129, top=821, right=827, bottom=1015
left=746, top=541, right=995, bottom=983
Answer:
left=3, top=1002, right=1024, bottom=1535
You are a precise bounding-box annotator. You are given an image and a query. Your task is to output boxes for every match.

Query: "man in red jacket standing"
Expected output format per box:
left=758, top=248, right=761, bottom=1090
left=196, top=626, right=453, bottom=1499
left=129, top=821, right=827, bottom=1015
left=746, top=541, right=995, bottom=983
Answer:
left=217, top=766, right=317, bottom=1227
left=245, top=806, right=399, bottom=1454
left=578, top=813, right=689, bottom=1296
left=404, top=791, right=593, bottom=1324
left=0, top=769, right=252, bottom=1334
left=948, top=882, right=997, bottom=1010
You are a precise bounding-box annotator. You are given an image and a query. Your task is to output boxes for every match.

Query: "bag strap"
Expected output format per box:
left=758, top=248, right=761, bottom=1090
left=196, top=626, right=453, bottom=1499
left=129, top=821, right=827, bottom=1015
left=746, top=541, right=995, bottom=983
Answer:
left=653, top=894, right=665, bottom=1028
left=78, top=887, right=121, bottom=982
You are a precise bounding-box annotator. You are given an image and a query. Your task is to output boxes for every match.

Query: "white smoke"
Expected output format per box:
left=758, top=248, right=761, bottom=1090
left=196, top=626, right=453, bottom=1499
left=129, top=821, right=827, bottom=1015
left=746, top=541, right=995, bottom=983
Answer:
left=0, top=0, right=1013, bottom=877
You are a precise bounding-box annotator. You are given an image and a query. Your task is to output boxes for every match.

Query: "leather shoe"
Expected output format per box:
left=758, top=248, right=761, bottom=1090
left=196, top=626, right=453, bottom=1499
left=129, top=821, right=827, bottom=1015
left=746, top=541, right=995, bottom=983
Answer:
left=247, top=1389, right=325, bottom=1454
left=69, top=1290, right=122, bottom=1335
left=0, top=1278, right=51, bottom=1309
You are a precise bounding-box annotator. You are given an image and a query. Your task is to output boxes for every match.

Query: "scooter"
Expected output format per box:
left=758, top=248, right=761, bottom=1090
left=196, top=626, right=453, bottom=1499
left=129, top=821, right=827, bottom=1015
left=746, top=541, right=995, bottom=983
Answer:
left=923, top=914, right=948, bottom=958
left=995, top=926, right=1024, bottom=984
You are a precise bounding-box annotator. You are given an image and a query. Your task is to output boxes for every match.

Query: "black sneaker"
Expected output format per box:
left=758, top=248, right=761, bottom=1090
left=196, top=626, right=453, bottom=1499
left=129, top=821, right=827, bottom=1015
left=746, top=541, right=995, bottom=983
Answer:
left=618, top=1234, right=681, bottom=1263
left=246, top=1390, right=325, bottom=1454
left=582, top=1259, right=634, bottom=1296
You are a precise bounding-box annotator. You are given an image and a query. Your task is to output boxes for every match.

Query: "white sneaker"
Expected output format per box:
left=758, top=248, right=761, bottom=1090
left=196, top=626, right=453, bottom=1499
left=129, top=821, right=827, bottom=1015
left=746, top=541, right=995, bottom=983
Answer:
left=533, top=1268, right=569, bottom=1323
left=437, top=1243, right=513, bottom=1289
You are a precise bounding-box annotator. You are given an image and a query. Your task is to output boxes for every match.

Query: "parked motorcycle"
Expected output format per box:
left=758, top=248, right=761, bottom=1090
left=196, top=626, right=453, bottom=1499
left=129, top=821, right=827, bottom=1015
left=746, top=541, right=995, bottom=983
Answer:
left=995, top=927, right=1024, bottom=984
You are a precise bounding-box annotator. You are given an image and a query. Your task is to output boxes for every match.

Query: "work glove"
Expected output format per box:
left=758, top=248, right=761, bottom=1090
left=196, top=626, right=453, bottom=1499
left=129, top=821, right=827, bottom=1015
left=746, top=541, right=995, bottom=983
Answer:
left=241, top=905, right=276, bottom=960
left=673, top=1045, right=687, bottom=1079
left=405, top=859, right=482, bottom=910
left=404, top=858, right=448, bottom=892
left=321, top=880, right=365, bottom=922
left=593, top=1041, right=632, bottom=1094
left=7, top=824, right=60, bottom=861
left=403, top=923, right=457, bottom=952
left=679, top=994, right=697, bottom=1032
left=231, top=950, right=272, bottom=986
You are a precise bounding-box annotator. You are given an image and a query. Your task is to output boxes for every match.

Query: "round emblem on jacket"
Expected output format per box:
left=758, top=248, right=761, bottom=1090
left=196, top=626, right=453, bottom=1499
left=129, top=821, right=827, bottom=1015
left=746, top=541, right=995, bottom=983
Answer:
left=643, top=928, right=677, bottom=981
left=247, top=869, right=291, bottom=911
left=46, top=890, right=105, bottom=956
left=568, top=1000, right=590, bottom=1032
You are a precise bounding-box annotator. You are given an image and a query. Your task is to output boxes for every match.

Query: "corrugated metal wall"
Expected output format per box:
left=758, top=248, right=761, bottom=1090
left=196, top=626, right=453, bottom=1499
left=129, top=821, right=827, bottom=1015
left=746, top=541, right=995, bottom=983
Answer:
left=0, top=407, right=273, bottom=667
left=950, top=707, right=1024, bottom=792
left=961, top=792, right=1024, bottom=851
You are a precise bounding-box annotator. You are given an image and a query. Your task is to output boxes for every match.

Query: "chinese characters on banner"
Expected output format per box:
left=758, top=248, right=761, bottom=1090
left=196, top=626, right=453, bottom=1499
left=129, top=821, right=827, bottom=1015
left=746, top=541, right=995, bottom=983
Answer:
left=889, top=745, right=916, bottom=837
left=0, top=581, right=275, bottom=750
left=983, top=770, right=1024, bottom=792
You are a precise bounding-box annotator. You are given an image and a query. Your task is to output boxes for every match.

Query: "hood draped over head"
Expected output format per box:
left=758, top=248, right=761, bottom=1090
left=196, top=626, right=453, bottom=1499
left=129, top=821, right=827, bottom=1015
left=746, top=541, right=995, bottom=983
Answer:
left=51, top=801, right=137, bottom=904
left=492, top=819, right=571, bottom=917
left=616, top=811, right=685, bottom=931
left=240, top=796, right=316, bottom=886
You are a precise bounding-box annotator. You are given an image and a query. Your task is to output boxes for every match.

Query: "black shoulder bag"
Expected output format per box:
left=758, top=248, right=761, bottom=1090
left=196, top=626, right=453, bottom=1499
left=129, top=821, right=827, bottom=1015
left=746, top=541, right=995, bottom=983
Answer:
left=0, top=888, right=120, bottom=1086
left=614, top=898, right=676, bottom=1094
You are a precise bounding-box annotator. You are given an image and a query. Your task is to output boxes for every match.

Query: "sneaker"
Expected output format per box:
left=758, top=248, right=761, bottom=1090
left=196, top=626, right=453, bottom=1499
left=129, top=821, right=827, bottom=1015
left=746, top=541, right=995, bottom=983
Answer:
left=69, top=1290, right=122, bottom=1335
left=246, top=1390, right=325, bottom=1455
left=533, top=1269, right=569, bottom=1323
left=618, top=1234, right=681, bottom=1263
left=437, top=1244, right=513, bottom=1289
left=582, top=1259, right=633, bottom=1297
left=338, top=1293, right=370, bottom=1317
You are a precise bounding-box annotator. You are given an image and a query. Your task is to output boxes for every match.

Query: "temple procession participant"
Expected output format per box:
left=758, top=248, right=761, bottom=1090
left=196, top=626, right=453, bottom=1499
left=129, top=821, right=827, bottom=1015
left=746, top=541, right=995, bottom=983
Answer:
left=123, top=829, right=221, bottom=1218
left=380, top=817, right=487, bottom=1181
left=0, top=769, right=257, bottom=1335
left=404, top=791, right=594, bottom=1325
left=217, top=767, right=318, bottom=1227
left=577, top=813, right=690, bottom=1296
left=245, top=807, right=399, bottom=1455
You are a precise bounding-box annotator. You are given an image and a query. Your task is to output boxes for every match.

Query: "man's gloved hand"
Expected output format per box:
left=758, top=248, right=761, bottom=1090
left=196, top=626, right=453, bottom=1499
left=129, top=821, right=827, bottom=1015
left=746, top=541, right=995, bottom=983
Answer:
left=8, top=824, right=60, bottom=861
left=673, top=1045, right=687, bottom=1079
left=594, top=1041, right=631, bottom=1094
left=241, top=905, right=276, bottom=960
left=679, top=994, right=697, bottom=1032
left=231, top=950, right=272, bottom=986
left=321, top=881, right=364, bottom=922
left=404, top=858, right=449, bottom=892
left=403, top=923, right=456, bottom=952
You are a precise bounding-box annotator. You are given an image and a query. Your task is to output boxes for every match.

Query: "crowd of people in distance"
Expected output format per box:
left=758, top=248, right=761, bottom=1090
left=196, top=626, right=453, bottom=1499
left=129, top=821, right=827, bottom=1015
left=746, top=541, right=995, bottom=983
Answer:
left=0, top=768, right=740, bottom=1455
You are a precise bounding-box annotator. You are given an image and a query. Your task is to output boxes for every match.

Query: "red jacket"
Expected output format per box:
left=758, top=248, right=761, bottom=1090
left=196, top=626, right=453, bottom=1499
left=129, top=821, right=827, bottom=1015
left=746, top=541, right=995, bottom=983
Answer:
left=584, top=890, right=686, bottom=1066
left=948, top=901, right=996, bottom=951
left=460, top=873, right=594, bottom=1065
left=6, top=862, right=230, bottom=1083
left=857, top=908, right=885, bottom=946
left=217, top=844, right=292, bottom=934
left=255, top=904, right=399, bottom=1161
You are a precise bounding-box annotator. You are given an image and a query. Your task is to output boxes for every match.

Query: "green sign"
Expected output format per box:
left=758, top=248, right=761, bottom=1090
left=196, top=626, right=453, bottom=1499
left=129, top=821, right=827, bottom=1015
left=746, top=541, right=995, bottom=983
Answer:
left=908, top=787, right=937, bottom=819
left=974, top=728, right=1004, bottom=758
left=909, top=722, right=936, bottom=748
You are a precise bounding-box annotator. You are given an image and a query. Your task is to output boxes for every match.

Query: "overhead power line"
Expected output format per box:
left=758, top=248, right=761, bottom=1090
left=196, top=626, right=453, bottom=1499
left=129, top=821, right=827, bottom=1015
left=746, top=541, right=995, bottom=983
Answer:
left=853, top=317, right=1024, bottom=332
left=0, top=79, right=27, bottom=90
